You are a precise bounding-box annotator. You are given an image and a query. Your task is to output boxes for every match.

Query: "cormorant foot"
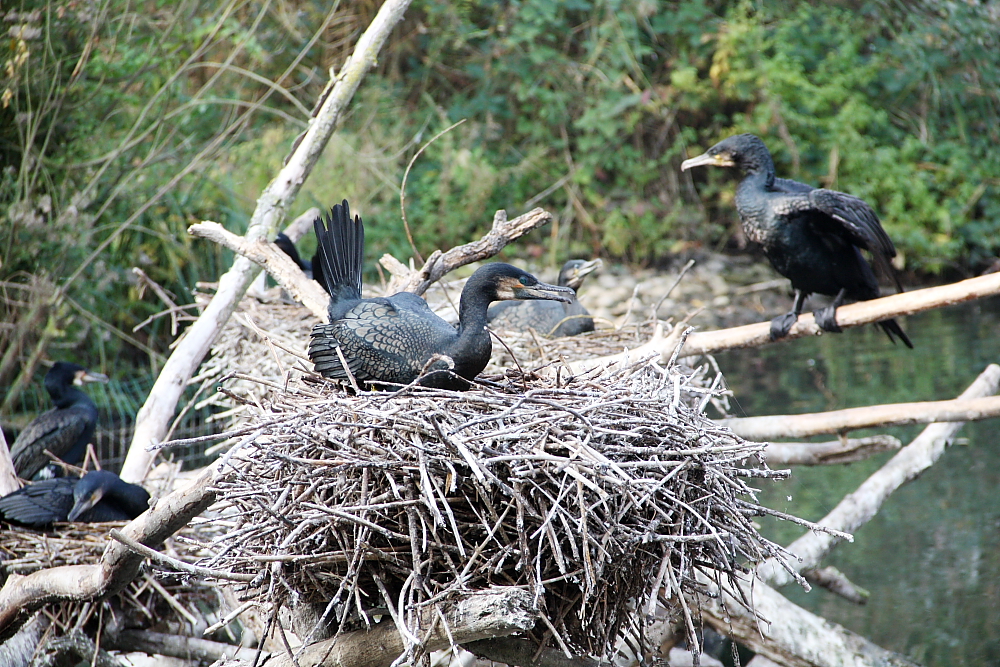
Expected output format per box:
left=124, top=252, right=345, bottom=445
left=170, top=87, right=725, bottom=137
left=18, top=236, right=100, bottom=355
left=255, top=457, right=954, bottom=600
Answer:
left=814, top=306, right=843, bottom=333
left=769, top=312, right=799, bottom=340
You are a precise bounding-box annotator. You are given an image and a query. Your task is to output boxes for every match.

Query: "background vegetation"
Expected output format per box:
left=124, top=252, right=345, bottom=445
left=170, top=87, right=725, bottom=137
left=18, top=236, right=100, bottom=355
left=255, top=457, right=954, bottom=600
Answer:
left=2, top=0, right=999, bottom=390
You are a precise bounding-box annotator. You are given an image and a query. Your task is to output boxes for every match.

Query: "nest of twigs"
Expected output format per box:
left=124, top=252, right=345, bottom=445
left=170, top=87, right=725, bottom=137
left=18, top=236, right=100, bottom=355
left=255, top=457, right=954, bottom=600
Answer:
left=203, top=353, right=798, bottom=658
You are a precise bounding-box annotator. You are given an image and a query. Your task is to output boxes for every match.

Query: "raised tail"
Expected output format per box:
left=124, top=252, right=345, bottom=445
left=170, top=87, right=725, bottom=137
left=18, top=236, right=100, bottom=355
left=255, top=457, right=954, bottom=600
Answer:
left=313, top=200, right=365, bottom=306
left=879, top=318, right=913, bottom=349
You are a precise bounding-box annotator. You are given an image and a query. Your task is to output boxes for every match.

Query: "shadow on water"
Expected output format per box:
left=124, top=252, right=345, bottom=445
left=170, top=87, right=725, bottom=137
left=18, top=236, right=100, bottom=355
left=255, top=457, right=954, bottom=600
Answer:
left=714, top=297, right=1000, bottom=667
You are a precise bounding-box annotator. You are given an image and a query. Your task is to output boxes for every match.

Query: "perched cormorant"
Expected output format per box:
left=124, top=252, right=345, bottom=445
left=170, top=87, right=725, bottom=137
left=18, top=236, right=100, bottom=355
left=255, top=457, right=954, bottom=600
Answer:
left=274, top=232, right=314, bottom=279
left=487, top=258, right=603, bottom=337
left=308, top=200, right=575, bottom=389
left=681, top=134, right=912, bottom=347
left=0, top=470, right=150, bottom=527
left=9, top=362, right=109, bottom=479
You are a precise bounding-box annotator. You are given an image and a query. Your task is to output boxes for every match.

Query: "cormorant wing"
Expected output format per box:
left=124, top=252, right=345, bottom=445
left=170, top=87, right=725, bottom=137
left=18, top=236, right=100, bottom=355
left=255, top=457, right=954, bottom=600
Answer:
left=9, top=407, right=89, bottom=475
left=807, top=188, right=897, bottom=259
left=0, top=478, right=75, bottom=525
left=311, top=298, right=455, bottom=383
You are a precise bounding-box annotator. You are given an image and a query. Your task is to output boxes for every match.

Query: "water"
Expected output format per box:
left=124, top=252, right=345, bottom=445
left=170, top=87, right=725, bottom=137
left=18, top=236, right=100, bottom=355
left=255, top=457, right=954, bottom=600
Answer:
left=714, top=298, right=1000, bottom=666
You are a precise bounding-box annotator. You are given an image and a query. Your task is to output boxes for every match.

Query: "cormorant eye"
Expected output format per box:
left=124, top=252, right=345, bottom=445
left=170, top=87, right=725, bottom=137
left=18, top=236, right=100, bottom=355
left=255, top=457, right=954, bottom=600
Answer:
left=519, top=276, right=531, bottom=285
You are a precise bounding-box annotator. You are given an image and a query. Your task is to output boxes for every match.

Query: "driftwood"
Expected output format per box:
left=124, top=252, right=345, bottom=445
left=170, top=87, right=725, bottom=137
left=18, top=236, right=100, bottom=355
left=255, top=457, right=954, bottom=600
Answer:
left=760, top=435, right=901, bottom=466
left=0, top=427, right=19, bottom=495
left=261, top=588, right=538, bottom=667
left=0, top=464, right=220, bottom=637
left=700, top=576, right=918, bottom=667
left=118, top=0, right=414, bottom=483
left=757, top=363, right=1000, bottom=588
left=721, top=395, right=1000, bottom=440
left=558, top=273, right=1000, bottom=374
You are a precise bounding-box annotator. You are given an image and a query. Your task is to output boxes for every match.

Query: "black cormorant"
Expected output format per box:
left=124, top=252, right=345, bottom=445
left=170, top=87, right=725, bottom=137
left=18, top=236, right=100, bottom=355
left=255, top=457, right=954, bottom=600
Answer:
left=0, top=470, right=150, bottom=527
left=487, top=258, right=602, bottom=337
left=9, top=362, right=109, bottom=479
left=308, top=200, right=575, bottom=389
left=681, top=134, right=912, bottom=347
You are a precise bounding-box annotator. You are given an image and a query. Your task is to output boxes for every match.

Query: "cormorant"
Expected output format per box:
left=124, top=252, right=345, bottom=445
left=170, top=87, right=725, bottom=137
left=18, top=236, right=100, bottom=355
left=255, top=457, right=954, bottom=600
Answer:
left=0, top=470, right=150, bottom=528
left=681, top=134, right=912, bottom=347
left=487, top=258, right=603, bottom=337
left=308, top=200, right=575, bottom=389
left=9, top=362, right=109, bottom=479
left=274, top=232, right=314, bottom=280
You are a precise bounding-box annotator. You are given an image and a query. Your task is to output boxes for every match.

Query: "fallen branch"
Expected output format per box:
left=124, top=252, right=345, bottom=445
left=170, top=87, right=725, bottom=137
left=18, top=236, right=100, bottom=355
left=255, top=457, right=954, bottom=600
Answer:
left=721, top=395, right=1000, bottom=440
left=803, top=566, right=869, bottom=605
left=0, top=427, right=19, bottom=495
left=757, top=364, right=1000, bottom=587
left=0, top=464, right=222, bottom=637
left=700, top=575, right=918, bottom=667
left=761, top=436, right=901, bottom=466
left=463, top=637, right=599, bottom=667
left=261, top=587, right=538, bottom=667
left=104, top=629, right=259, bottom=664
left=381, top=208, right=554, bottom=296
left=119, top=0, right=414, bottom=483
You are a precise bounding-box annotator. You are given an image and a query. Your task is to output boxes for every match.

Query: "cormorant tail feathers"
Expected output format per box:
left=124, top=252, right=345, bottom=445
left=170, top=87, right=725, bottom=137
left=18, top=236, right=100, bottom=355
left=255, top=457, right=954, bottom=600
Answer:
left=314, top=200, right=364, bottom=305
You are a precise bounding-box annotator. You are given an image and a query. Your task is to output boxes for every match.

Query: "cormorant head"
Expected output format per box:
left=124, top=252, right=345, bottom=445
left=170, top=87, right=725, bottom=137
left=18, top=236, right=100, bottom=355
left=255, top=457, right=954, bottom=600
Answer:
left=680, top=134, right=772, bottom=174
left=557, top=258, right=603, bottom=291
left=473, top=264, right=575, bottom=303
left=68, top=470, right=120, bottom=521
left=45, top=362, right=109, bottom=391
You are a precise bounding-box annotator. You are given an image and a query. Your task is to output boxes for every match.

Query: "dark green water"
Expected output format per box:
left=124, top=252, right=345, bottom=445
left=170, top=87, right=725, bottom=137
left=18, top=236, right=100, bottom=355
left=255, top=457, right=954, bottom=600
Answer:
left=715, top=298, right=1000, bottom=667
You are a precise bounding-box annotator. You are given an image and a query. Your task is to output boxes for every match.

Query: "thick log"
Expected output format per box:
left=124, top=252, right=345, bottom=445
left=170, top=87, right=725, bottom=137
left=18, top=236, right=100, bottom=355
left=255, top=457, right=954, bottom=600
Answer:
left=0, top=465, right=222, bottom=637
left=721, top=395, right=1000, bottom=440
left=758, top=364, right=1000, bottom=587
left=700, top=576, right=919, bottom=667
left=119, top=0, right=414, bottom=483
left=261, top=587, right=538, bottom=667
left=761, top=436, right=901, bottom=466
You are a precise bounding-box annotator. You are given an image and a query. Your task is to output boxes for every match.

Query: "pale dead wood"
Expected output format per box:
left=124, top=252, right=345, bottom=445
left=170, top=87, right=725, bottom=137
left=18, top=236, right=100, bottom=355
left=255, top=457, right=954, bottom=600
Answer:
left=381, top=208, right=554, bottom=296
left=803, top=566, right=869, bottom=605
left=103, top=629, right=260, bottom=663
left=282, top=206, right=322, bottom=244
left=119, top=0, right=414, bottom=483
left=761, top=436, right=901, bottom=466
left=758, top=364, right=1000, bottom=588
left=0, top=426, right=19, bottom=495
left=552, top=273, right=1000, bottom=373
left=463, top=637, right=600, bottom=667
left=700, top=575, right=919, bottom=667
left=721, top=395, right=1000, bottom=440
left=0, top=464, right=222, bottom=637
left=190, top=221, right=330, bottom=320
left=259, top=588, right=538, bottom=667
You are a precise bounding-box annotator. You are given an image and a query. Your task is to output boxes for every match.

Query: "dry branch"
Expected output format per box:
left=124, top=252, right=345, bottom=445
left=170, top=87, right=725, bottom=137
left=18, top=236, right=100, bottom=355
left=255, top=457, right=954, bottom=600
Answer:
left=721, top=395, right=1000, bottom=440
left=463, top=637, right=600, bottom=667
left=382, top=208, right=554, bottom=296
left=757, top=363, right=1000, bottom=588
left=0, top=464, right=221, bottom=637
left=761, top=436, right=901, bottom=466
left=700, top=575, right=918, bottom=667
left=260, top=588, right=538, bottom=667
left=0, top=427, right=19, bottom=495
left=119, top=0, right=414, bottom=483
left=803, top=566, right=869, bottom=605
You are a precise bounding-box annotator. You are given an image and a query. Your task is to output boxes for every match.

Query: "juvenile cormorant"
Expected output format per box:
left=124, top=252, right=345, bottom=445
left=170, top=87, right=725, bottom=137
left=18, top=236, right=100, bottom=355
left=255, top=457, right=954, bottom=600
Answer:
left=681, top=134, right=912, bottom=347
left=308, top=201, right=575, bottom=389
left=487, top=258, right=602, bottom=337
left=0, top=470, right=150, bottom=527
left=9, top=362, right=109, bottom=479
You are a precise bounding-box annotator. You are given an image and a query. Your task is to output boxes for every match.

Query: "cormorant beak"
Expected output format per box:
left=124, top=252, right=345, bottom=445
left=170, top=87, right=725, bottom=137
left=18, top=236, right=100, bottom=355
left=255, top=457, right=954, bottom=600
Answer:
left=74, top=369, right=110, bottom=386
left=680, top=152, right=735, bottom=171
left=566, top=258, right=603, bottom=290
left=514, top=282, right=575, bottom=304
left=68, top=489, right=104, bottom=521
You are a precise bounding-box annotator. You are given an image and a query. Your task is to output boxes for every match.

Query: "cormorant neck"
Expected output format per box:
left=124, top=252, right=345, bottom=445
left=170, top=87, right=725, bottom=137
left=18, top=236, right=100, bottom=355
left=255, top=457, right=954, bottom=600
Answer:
left=49, top=384, right=90, bottom=410
left=740, top=142, right=776, bottom=188
left=456, top=278, right=493, bottom=336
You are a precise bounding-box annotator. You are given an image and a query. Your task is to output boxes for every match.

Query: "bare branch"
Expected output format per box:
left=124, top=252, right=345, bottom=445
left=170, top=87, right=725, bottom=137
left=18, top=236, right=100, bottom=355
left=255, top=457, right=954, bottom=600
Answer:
left=760, top=436, right=901, bottom=466
left=463, top=637, right=600, bottom=667
left=0, top=427, right=19, bottom=495
left=757, top=364, right=1000, bottom=587
left=803, top=566, right=869, bottom=605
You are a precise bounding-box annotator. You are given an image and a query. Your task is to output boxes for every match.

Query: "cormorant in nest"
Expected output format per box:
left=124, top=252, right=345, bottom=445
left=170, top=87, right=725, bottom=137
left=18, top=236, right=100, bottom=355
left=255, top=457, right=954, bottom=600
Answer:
left=0, top=470, right=150, bottom=528
left=487, top=258, right=602, bottom=337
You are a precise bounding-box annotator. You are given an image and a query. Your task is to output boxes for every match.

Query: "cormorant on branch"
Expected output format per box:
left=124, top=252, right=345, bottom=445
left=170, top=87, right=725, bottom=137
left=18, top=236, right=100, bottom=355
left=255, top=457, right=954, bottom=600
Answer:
left=308, top=200, right=575, bottom=389
left=9, top=362, right=109, bottom=480
left=488, top=258, right=602, bottom=337
left=681, top=134, right=912, bottom=347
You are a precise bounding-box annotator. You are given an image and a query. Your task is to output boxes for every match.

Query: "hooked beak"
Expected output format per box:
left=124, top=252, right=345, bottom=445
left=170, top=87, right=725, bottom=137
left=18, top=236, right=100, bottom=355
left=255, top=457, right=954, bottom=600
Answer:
left=74, top=369, right=110, bottom=386
left=680, top=152, right=735, bottom=171
left=566, top=258, right=603, bottom=290
left=514, top=282, right=575, bottom=304
left=68, top=489, right=103, bottom=521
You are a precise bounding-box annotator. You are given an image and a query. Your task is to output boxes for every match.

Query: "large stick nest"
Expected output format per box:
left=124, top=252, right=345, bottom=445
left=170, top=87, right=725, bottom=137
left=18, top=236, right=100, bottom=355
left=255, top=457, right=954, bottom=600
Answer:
left=203, top=352, right=792, bottom=658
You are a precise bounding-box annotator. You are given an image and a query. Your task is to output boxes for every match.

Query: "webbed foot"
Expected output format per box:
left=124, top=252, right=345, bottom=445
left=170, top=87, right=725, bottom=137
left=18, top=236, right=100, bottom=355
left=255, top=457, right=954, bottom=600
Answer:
left=770, top=312, right=799, bottom=340
left=813, top=305, right=843, bottom=333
